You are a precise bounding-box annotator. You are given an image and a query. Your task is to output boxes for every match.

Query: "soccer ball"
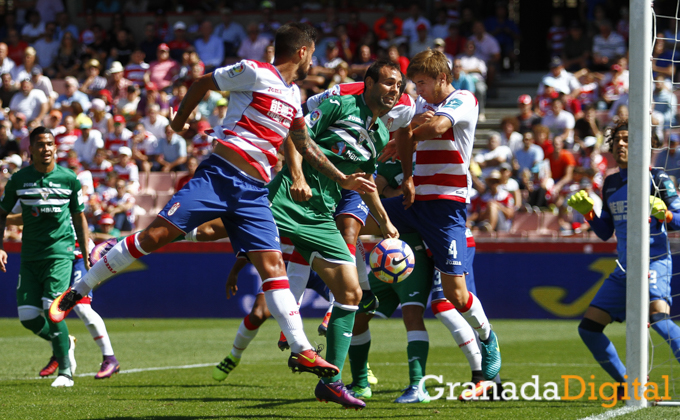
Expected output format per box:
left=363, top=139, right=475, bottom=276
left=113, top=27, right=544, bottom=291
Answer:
left=369, top=238, right=415, bottom=284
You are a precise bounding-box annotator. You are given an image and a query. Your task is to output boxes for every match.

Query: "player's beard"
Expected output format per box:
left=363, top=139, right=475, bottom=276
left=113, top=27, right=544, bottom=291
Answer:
left=296, top=61, right=312, bottom=82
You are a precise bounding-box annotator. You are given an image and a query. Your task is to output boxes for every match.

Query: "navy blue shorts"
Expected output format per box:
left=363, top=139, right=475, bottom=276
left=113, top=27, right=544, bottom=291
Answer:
left=590, top=258, right=673, bottom=322
left=334, top=189, right=370, bottom=226
left=382, top=197, right=467, bottom=275
left=430, top=245, right=476, bottom=301
left=72, top=258, right=93, bottom=299
left=159, top=154, right=281, bottom=255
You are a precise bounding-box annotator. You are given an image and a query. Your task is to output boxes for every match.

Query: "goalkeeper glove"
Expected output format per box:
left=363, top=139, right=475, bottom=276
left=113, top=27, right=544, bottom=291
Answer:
left=650, top=196, right=671, bottom=222
left=568, top=190, right=595, bottom=219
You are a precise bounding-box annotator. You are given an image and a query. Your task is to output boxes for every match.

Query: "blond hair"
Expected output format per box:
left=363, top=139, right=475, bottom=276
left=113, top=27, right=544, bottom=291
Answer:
left=407, top=49, right=452, bottom=84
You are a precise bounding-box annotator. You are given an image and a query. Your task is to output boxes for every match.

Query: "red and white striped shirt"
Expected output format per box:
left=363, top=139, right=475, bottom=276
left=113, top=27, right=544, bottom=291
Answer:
left=124, top=62, right=150, bottom=86
left=306, top=82, right=415, bottom=136
left=90, top=159, right=113, bottom=186
left=105, top=128, right=132, bottom=158
left=210, top=60, right=303, bottom=182
left=113, top=161, right=139, bottom=183
left=414, top=89, right=478, bottom=203
left=55, top=129, right=81, bottom=164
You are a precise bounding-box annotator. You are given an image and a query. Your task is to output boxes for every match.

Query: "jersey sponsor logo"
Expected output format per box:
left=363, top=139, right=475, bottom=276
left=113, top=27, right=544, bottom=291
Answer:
left=331, top=141, right=346, bottom=156
left=346, top=115, right=363, bottom=125
left=227, top=62, right=245, bottom=78
left=308, top=109, right=322, bottom=127
left=267, top=99, right=295, bottom=126
left=168, top=202, right=181, bottom=216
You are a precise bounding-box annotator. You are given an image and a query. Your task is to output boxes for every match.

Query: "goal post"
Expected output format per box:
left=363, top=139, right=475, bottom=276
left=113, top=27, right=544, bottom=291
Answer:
left=627, top=0, right=652, bottom=408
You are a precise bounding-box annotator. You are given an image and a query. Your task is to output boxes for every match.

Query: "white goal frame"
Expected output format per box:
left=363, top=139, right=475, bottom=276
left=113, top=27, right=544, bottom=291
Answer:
left=628, top=0, right=652, bottom=408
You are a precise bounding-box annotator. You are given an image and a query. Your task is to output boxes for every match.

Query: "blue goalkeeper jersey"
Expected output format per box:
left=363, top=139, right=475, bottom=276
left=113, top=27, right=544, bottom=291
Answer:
left=589, top=168, right=680, bottom=269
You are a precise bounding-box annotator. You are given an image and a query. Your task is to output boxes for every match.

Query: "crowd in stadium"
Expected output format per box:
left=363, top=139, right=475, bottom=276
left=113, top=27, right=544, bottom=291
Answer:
left=0, top=0, right=664, bottom=238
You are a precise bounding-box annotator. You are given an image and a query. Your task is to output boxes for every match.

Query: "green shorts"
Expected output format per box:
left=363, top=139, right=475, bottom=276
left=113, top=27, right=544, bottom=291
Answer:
left=268, top=173, right=353, bottom=265
left=17, top=258, right=73, bottom=310
left=370, top=233, right=433, bottom=318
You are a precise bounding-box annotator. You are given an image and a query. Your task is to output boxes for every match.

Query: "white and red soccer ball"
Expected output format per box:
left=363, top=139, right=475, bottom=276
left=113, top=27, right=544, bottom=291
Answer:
left=369, top=238, right=415, bottom=284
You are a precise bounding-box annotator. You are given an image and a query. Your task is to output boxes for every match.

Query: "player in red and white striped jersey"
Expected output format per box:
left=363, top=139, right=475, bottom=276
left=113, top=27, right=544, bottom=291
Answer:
left=385, top=49, right=501, bottom=381
left=54, top=23, right=375, bottom=388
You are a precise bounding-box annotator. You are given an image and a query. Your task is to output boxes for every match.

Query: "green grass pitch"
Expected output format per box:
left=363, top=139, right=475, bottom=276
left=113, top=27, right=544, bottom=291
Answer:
left=1, top=317, right=678, bottom=419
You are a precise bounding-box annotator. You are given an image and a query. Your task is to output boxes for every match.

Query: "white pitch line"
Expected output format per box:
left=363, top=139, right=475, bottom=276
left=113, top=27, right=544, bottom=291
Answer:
left=1, top=362, right=216, bottom=381
left=577, top=406, right=645, bottom=420
left=2, top=360, right=602, bottom=382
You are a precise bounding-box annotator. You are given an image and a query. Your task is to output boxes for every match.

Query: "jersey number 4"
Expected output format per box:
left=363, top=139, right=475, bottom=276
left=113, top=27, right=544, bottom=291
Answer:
left=448, top=239, right=458, bottom=258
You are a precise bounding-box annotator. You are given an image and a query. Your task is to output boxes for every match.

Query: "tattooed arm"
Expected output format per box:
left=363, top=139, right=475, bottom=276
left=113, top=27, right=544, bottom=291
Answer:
left=289, top=117, right=375, bottom=193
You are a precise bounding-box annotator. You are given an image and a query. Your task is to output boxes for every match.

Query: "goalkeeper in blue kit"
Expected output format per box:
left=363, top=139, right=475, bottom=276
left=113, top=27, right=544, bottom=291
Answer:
left=568, top=120, right=680, bottom=390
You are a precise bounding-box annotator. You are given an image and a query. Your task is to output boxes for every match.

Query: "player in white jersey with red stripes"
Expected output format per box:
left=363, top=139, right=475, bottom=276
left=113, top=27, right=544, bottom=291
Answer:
left=383, top=49, right=501, bottom=382
left=51, top=23, right=376, bottom=381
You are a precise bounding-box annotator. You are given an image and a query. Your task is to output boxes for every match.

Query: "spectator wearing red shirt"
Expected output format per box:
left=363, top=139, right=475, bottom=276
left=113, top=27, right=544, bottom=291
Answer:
left=175, top=156, right=199, bottom=191
left=387, top=45, right=409, bottom=75
left=469, top=170, right=515, bottom=232
left=168, top=22, right=191, bottom=63
left=445, top=24, right=467, bottom=58
left=346, top=11, right=370, bottom=45
left=548, top=136, right=576, bottom=197
left=148, top=44, right=180, bottom=92
left=373, top=5, right=403, bottom=40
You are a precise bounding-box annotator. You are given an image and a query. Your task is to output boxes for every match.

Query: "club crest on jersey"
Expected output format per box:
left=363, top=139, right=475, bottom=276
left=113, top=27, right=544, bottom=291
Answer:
left=227, top=62, right=245, bottom=78
left=168, top=202, right=181, bottom=216
left=308, top=109, right=322, bottom=127
left=331, top=141, right=346, bottom=156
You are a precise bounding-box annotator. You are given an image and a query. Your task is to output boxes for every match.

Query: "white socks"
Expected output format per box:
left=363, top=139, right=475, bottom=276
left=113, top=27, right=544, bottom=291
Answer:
left=263, top=284, right=312, bottom=354
left=459, top=292, right=491, bottom=341
left=74, top=233, right=148, bottom=296
left=74, top=304, right=114, bottom=356
left=231, top=315, right=259, bottom=358
left=287, top=253, right=311, bottom=305
left=435, top=309, right=482, bottom=371
left=356, top=239, right=370, bottom=290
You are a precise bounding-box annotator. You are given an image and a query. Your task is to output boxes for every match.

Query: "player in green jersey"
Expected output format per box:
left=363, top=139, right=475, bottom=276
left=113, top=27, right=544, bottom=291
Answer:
left=0, top=127, right=90, bottom=387
left=268, top=59, right=402, bottom=409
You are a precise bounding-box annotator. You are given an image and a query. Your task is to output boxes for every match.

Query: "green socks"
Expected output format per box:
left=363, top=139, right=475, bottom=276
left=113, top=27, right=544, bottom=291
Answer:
left=407, top=330, right=429, bottom=386
left=348, top=330, right=371, bottom=388
left=45, top=310, right=72, bottom=376
left=322, top=303, right=357, bottom=384
left=21, top=316, right=51, bottom=341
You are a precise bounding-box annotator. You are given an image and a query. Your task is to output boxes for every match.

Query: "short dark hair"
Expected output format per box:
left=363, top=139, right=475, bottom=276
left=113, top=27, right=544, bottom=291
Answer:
left=364, top=59, right=401, bottom=89
left=274, top=23, right=317, bottom=59
left=29, top=126, right=54, bottom=145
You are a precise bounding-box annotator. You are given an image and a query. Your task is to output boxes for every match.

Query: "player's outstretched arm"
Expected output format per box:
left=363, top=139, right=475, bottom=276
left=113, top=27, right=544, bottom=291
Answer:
left=170, top=74, right=219, bottom=132
left=73, top=212, right=91, bottom=271
left=360, top=174, right=399, bottom=239
left=0, top=208, right=8, bottom=272
left=282, top=135, right=312, bottom=201
left=289, top=118, right=375, bottom=194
